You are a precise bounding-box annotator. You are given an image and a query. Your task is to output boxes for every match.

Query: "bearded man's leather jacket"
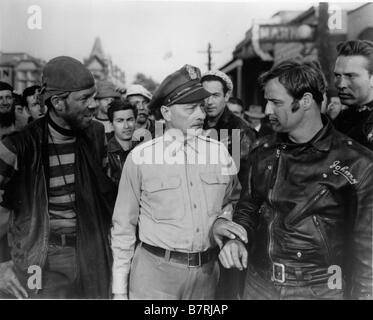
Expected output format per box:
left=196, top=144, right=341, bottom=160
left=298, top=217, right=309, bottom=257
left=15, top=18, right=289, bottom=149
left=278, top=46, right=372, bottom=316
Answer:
left=233, top=116, right=373, bottom=299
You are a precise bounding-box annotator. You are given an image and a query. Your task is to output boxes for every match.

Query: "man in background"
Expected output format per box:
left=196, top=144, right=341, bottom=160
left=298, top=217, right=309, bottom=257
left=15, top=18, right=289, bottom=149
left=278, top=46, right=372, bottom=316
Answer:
left=94, top=80, right=121, bottom=140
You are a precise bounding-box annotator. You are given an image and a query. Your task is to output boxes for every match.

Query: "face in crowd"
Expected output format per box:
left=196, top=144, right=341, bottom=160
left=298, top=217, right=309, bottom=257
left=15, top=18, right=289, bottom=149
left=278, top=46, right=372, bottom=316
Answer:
left=0, top=89, right=13, bottom=115
left=202, top=80, right=229, bottom=119
left=227, top=102, right=243, bottom=118
left=112, top=109, right=136, bottom=141
left=264, top=78, right=306, bottom=133
left=26, top=88, right=45, bottom=120
left=128, top=95, right=150, bottom=124
left=52, top=86, right=97, bottom=130
left=96, top=97, right=114, bottom=116
left=334, top=55, right=373, bottom=106
left=161, top=102, right=206, bottom=137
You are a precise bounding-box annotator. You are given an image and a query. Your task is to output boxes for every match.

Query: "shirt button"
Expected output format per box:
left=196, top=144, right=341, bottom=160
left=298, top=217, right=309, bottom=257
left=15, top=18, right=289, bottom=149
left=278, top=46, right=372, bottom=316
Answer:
left=193, top=204, right=197, bottom=209
left=196, top=228, right=200, bottom=232
left=297, top=252, right=302, bottom=258
left=190, top=181, right=193, bottom=186
left=322, top=173, right=327, bottom=178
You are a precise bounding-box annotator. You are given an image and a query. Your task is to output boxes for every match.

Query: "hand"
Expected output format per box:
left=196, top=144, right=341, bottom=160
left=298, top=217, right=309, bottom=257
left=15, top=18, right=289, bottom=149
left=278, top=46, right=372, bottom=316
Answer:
left=219, top=239, right=248, bottom=271
left=113, top=293, right=128, bottom=300
left=0, top=260, right=28, bottom=299
left=212, top=218, right=248, bottom=249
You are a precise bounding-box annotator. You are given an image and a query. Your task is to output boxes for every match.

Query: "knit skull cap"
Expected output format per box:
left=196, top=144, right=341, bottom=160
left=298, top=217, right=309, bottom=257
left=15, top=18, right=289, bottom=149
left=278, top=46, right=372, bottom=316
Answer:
left=41, top=56, right=95, bottom=101
left=201, top=69, right=233, bottom=99
left=95, top=80, right=121, bottom=99
left=0, top=81, right=13, bottom=92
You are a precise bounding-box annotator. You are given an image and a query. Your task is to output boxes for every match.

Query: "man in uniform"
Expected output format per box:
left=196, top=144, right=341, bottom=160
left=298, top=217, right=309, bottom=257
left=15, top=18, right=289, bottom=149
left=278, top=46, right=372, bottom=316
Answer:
left=111, top=65, right=239, bottom=300
left=213, top=60, right=373, bottom=300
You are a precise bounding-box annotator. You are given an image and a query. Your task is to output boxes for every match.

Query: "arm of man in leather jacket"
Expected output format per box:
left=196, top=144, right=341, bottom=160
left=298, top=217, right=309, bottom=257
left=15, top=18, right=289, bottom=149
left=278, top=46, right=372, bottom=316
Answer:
left=0, top=139, right=28, bottom=298
left=232, top=148, right=262, bottom=248
left=350, top=163, right=373, bottom=299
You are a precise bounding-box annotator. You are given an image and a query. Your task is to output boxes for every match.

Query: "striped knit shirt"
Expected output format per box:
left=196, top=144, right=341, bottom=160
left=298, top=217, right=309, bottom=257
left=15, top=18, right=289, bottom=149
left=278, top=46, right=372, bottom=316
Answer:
left=48, top=121, right=76, bottom=235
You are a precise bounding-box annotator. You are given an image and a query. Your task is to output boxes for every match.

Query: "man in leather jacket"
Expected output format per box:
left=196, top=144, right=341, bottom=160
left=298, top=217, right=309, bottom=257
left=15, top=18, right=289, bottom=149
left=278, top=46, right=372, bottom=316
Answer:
left=213, top=60, right=373, bottom=300
left=0, top=56, right=115, bottom=299
left=107, top=99, right=139, bottom=189
left=333, top=40, right=373, bottom=150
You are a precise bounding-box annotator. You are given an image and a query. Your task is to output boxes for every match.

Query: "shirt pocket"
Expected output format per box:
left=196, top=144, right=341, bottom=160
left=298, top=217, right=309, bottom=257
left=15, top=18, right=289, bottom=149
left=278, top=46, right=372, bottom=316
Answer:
left=142, top=175, right=185, bottom=222
left=199, top=172, right=230, bottom=216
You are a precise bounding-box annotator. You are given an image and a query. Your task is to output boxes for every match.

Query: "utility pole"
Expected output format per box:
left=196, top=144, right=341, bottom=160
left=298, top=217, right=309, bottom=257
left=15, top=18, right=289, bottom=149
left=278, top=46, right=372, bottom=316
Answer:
left=198, top=43, right=221, bottom=70
left=317, top=2, right=332, bottom=89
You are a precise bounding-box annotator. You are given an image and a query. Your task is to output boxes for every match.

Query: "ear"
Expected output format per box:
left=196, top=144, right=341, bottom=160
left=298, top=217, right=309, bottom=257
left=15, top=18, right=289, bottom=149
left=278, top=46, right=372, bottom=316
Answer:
left=160, top=105, right=171, bottom=121
left=224, top=92, right=230, bottom=103
left=50, top=95, right=65, bottom=113
left=301, top=93, right=313, bottom=110
left=369, top=73, right=373, bottom=88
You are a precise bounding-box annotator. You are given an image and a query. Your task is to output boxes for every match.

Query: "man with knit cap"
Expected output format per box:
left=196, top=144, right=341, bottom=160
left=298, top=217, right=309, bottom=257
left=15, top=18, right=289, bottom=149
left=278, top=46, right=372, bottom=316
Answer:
left=0, top=81, right=25, bottom=139
left=111, top=64, right=241, bottom=300
left=0, top=56, right=115, bottom=299
left=94, top=80, right=121, bottom=140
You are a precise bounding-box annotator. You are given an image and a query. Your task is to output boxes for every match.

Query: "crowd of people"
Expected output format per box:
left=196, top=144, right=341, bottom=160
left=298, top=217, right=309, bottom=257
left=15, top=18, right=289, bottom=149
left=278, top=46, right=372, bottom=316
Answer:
left=0, top=39, right=373, bottom=300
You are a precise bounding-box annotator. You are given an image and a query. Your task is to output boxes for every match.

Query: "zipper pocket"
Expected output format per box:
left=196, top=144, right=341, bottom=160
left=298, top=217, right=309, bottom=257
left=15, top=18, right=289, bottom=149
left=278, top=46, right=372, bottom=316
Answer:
left=312, top=215, right=332, bottom=265
left=287, top=187, right=329, bottom=226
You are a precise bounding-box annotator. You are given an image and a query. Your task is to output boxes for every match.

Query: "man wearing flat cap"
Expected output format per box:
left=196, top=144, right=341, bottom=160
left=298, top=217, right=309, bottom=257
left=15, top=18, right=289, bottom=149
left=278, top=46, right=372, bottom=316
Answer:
left=94, top=80, right=121, bottom=141
left=127, top=84, right=157, bottom=141
left=0, top=56, right=115, bottom=299
left=111, top=64, right=242, bottom=300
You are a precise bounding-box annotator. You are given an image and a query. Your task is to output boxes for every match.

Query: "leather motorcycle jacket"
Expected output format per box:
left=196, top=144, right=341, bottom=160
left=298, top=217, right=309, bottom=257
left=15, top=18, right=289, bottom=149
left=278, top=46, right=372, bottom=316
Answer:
left=233, top=116, right=373, bottom=299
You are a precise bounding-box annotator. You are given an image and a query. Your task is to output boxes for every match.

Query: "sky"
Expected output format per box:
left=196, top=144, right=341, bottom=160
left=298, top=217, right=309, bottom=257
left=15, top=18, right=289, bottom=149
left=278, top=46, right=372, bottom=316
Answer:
left=0, top=0, right=365, bottom=84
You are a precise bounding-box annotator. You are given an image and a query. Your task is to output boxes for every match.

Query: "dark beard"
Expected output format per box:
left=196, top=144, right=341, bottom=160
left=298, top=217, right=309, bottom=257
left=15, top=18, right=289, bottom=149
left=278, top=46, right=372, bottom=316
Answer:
left=0, top=110, right=16, bottom=128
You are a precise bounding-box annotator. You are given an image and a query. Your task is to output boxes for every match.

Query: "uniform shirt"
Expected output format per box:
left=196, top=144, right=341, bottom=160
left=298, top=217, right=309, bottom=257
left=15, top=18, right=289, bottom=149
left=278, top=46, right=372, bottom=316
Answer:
left=111, top=130, right=239, bottom=294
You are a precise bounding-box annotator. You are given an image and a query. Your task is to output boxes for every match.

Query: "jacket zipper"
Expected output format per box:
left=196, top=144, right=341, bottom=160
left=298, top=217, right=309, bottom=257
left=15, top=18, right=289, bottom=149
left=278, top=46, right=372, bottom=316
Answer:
left=288, top=187, right=329, bottom=226
left=312, top=215, right=332, bottom=265
left=268, top=146, right=284, bottom=265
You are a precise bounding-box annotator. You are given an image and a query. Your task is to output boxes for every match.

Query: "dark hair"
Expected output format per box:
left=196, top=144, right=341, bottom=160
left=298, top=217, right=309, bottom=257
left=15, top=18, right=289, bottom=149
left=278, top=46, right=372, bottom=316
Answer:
left=258, top=59, right=326, bottom=106
left=336, top=40, right=373, bottom=74
left=23, top=85, right=41, bottom=99
left=12, top=93, right=25, bottom=107
left=201, top=74, right=228, bottom=95
left=228, top=97, right=244, bottom=108
left=108, top=99, right=137, bottom=122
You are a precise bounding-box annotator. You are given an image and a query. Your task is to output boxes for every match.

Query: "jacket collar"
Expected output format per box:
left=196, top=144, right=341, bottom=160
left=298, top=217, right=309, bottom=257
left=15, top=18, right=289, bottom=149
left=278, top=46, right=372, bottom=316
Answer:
left=204, top=106, right=231, bottom=129
left=108, top=135, right=133, bottom=153
left=277, top=114, right=333, bottom=152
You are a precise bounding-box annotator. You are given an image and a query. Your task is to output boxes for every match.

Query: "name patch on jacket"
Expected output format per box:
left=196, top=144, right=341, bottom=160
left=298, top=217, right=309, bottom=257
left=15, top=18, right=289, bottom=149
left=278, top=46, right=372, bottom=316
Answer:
left=330, top=161, right=358, bottom=185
